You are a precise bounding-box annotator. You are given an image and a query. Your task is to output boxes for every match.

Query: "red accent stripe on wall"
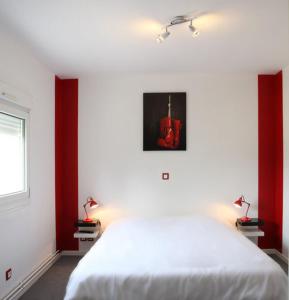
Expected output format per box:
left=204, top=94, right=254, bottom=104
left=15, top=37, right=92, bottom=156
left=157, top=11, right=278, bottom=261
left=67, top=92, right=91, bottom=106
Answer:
left=258, top=71, right=283, bottom=251
left=55, top=77, right=78, bottom=251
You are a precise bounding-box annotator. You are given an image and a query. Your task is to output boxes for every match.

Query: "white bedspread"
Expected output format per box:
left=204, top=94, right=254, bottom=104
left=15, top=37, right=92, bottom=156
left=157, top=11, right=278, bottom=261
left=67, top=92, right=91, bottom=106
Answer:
left=65, top=216, right=288, bottom=300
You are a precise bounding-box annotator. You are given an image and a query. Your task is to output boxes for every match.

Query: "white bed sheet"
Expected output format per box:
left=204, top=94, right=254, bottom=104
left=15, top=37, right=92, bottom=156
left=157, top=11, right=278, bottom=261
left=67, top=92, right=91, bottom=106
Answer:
left=65, top=216, right=288, bottom=300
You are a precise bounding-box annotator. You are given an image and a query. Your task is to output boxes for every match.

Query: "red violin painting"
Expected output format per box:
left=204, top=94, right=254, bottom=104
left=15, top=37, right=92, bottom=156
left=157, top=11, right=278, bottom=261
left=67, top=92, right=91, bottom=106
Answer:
left=143, top=92, right=186, bottom=151
left=157, top=95, right=182, bottom=149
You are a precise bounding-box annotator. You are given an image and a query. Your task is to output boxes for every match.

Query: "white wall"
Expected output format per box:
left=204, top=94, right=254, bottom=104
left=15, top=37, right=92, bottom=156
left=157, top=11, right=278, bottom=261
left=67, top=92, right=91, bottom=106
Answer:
left=0, top=28, right=55, bottom=297
left=79, top=73, right=258, bottom=228
left=283, top=65, right=289, bottom=258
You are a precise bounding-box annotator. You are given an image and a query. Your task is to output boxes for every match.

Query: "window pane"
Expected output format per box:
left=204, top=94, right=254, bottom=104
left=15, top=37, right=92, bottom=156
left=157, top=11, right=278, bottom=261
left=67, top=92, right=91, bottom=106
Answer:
left=0, top=112, right=25, bottom=196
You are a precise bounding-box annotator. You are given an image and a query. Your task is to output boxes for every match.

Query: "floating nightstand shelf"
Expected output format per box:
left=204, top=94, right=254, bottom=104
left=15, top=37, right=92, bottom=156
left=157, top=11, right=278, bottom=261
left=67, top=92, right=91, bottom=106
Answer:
left=74, top=231, right=100, bottom=239
left=236, top=218, right=264, bottom=237
left=74, top=219, right=101, bottom=240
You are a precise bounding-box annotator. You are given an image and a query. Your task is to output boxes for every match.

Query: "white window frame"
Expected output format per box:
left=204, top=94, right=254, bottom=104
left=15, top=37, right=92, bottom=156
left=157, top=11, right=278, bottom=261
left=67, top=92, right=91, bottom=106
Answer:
left=0, top=98, right=30, bottom=213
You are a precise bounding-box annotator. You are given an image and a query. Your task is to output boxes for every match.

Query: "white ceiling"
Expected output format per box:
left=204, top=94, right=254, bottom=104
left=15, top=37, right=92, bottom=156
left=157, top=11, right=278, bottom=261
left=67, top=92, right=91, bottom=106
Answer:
left=0, top=0, right=288, bottom=76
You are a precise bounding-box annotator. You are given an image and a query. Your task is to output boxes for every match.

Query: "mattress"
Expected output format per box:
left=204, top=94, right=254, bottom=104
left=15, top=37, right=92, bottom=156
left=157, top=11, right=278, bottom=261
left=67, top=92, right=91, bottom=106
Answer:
left=65, top=216, right=288, bottom=300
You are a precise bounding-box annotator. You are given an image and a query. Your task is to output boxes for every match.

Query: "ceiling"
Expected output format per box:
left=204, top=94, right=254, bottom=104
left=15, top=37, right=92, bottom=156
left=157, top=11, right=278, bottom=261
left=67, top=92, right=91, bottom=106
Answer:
left=0, top=0, right=288, bottom=76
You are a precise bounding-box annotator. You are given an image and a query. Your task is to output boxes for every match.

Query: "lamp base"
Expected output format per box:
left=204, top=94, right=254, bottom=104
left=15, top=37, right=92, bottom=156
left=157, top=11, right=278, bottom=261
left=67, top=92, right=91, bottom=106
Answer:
left=83, top=218, right=93, bottom=223
left=240, top=216, right=251, bottom=222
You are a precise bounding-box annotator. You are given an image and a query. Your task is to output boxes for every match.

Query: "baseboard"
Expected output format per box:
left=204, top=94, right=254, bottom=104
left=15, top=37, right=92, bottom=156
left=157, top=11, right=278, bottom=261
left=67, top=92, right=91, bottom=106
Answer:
left=2, top=251, right=60, bottom=300
left=263, top=248, right=288, bottom=264
left=61, top=250, right=85, bottom=256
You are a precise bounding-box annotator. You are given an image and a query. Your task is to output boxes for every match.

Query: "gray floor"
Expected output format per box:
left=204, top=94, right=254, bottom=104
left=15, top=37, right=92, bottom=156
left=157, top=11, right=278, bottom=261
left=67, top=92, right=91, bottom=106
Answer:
left=20, top=256, right=82, bottom=300
left=20, top=254, right=287, bottom=300
left=269, top=254, right=288, bottom=275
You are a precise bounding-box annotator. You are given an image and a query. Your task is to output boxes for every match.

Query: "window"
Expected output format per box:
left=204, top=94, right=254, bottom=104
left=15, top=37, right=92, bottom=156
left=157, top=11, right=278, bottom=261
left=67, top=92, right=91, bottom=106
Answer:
left=0, top=99, right=29, bottom=212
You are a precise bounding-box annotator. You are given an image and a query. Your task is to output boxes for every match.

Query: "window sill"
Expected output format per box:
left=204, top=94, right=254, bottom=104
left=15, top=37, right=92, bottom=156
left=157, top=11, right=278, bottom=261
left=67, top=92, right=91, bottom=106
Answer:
left=0, top=191, right=30, bottom=214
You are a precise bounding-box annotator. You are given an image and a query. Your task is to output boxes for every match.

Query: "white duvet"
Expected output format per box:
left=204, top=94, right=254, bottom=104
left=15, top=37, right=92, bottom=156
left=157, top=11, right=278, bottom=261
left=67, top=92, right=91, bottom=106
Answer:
left=65, top=216, right=288, bottom=300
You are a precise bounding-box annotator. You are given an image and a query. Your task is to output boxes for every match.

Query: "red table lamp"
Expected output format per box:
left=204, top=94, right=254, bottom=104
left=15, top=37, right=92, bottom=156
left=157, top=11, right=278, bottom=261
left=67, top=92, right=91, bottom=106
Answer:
left=234, top=195, right=251, bottom=222
left=83, top=197, right=99, bottom=222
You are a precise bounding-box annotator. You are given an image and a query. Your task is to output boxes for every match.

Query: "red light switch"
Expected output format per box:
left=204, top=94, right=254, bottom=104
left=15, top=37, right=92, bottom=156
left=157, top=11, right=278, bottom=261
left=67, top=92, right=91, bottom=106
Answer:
left=162, top=173, right=169, bottom=180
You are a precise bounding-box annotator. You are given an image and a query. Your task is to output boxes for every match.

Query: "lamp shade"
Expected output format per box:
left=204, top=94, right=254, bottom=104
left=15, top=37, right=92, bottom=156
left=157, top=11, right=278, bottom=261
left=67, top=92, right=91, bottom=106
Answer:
left=234, top=197, right=243, bottom=207
left=89, top=199, right=98, bottom=208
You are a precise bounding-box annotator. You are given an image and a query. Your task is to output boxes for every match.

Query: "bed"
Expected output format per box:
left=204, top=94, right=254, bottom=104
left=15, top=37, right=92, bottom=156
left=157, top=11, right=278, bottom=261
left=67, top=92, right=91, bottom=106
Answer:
left=65, top=216, right=288, bottom=300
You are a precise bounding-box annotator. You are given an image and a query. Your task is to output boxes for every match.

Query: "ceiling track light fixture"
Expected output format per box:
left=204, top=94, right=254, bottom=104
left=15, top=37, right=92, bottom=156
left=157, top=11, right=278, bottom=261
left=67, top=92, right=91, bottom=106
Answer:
left=156, top=15, right=200, bottom=43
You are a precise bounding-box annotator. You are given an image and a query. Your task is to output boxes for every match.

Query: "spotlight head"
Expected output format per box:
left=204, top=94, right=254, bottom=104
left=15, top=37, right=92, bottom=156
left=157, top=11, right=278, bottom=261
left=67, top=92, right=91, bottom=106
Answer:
left=156, top=28, right=170, bottom=43
left=156, top=35, right=163, bottom=43
left=188, top=24, right=199, bottom=37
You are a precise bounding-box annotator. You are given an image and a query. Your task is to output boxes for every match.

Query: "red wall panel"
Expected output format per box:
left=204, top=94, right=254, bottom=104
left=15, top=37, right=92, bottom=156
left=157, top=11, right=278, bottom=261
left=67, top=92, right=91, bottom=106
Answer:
left=258, top=72, right=283, bottom=251
left=55, top=76, right=78, bottom=251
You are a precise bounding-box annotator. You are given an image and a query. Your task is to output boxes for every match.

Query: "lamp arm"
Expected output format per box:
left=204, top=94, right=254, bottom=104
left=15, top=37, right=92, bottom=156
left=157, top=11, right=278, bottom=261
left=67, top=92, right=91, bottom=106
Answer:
left=244, top=202, right=250, bottom=218
left=83, top=203, right=89, bottom=219
left=240, top=195, right=251, bottom=218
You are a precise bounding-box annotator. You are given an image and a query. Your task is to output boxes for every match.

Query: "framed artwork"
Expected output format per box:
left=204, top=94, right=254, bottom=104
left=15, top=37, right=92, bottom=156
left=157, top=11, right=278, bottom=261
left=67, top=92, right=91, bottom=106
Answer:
left=143, top=92, right=186, bottom=151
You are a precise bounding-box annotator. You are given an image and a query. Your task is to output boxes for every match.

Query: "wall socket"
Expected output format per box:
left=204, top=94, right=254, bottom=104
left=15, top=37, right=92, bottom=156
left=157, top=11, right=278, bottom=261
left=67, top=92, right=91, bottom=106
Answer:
left=162, top=172, right=169, bottom=180
left=5, top=268, right=12, bottom=281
